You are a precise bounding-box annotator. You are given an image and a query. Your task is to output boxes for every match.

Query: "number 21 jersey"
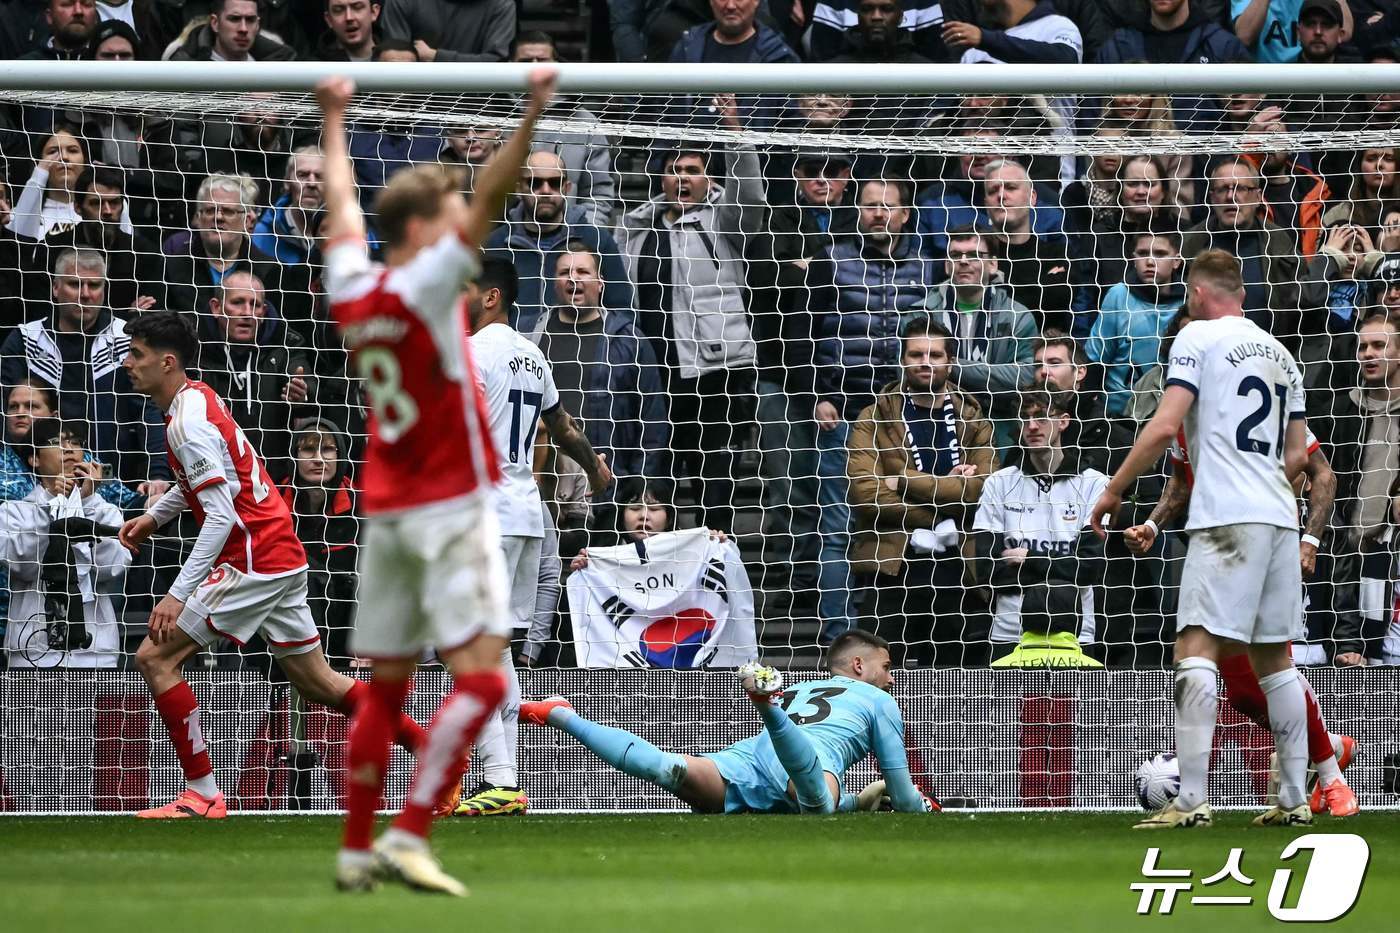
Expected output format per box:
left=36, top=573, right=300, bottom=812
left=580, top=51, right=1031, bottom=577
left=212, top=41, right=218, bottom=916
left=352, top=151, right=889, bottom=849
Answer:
left=325, top=232, right=501, bottom=515
left=1165, top=316, right=1304, bottom=531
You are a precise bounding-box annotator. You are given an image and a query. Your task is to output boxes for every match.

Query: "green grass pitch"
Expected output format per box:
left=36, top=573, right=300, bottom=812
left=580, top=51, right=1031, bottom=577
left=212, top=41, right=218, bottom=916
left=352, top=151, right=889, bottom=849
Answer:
left=5, top=812, right=1397, bottom=932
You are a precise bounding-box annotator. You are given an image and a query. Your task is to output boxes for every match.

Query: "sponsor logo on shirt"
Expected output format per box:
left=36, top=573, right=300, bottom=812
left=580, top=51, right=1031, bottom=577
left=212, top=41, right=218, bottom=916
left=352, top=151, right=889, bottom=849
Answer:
left=1007, top=536, right=1075, bottom=555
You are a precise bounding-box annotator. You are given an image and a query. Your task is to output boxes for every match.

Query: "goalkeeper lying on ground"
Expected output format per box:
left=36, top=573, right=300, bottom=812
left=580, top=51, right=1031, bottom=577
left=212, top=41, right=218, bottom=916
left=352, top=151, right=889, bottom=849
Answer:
left=520, top=630, right=935, bottom=813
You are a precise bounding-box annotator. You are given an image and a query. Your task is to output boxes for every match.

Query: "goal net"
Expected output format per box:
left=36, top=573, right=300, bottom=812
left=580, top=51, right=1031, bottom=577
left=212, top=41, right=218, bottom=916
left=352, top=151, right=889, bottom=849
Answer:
left=0, top=63, right=1397, bottom=813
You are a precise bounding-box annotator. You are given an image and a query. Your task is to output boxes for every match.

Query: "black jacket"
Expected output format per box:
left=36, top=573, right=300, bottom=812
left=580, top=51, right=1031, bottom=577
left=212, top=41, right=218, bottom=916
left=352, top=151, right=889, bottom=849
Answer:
left=995, top=234, right=1074, bottom=334
left=751, top=183, right=860, bottom=389
left=37, top=223, right=168, bottom=314
left=192, top=312, right=316, bottom=469
left=162, top=235, right=284, bottom=321
left=168, top=24, right=297, bottom=62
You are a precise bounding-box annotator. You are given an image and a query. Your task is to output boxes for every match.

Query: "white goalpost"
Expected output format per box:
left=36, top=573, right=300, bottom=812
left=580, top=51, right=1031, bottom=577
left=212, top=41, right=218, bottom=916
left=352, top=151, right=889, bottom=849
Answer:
left=0, top=62, right=1397, bottom=813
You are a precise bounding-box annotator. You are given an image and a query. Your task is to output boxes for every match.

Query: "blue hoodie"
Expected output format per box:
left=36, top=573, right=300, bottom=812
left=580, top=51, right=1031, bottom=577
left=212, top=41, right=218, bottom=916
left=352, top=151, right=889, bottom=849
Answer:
left=1086, top=273, right=1184, bottom=418
left=251, top=194, right=310, bottom=266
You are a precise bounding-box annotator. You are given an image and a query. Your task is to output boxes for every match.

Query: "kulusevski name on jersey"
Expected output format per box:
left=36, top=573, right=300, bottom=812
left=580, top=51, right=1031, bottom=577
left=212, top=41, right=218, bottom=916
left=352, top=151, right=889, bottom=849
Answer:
left=1223, top=340, right=1291, bottom=369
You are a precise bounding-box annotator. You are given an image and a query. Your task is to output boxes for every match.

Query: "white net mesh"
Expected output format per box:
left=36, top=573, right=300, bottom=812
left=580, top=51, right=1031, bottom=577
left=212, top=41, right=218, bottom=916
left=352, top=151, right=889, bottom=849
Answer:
left=1, top=73, right=1398, bottom=812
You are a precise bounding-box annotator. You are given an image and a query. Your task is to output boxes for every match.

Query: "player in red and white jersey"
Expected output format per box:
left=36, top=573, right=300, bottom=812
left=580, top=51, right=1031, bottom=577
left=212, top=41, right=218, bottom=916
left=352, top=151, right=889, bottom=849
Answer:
left=316, top=70, right=557, bottom=895
left=118, top=313, right=429, bottom=820
left=1125, top=423, right=1358, bottom=818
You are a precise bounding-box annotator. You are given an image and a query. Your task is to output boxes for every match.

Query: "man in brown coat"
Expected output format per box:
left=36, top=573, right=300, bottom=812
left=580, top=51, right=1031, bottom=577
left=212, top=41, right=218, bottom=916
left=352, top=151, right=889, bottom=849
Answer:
left=847, top=318, right=998, bottom=666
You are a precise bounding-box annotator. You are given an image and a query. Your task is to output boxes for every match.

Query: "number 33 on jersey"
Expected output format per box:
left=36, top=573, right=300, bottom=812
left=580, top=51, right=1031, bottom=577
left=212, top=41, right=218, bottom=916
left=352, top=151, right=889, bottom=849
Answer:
left=324, top=232, right=502, bottom=516
left=1165, top=316, right=1306, bottom=532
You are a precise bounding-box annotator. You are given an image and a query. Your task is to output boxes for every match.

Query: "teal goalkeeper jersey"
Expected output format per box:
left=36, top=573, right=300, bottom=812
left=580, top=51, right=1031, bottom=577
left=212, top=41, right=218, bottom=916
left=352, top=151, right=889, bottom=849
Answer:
left=740, top=675, right=910, bottom=777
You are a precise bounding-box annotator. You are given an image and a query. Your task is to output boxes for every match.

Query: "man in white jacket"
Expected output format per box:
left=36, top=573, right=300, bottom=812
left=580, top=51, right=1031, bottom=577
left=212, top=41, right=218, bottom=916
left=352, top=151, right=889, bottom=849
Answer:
left=1, top=417, right=129, bottom=668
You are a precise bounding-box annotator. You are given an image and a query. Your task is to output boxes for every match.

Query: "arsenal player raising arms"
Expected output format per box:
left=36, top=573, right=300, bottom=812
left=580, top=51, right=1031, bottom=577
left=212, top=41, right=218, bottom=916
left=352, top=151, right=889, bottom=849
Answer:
left=316, top=70, right=557, bottom=895
left=120, top=312, right=431, bottom=821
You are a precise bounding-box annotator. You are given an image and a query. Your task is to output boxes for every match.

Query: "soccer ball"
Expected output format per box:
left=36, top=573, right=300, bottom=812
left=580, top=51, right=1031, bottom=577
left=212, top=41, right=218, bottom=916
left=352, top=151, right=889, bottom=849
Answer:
left=1134, top=753, right=1181, bottom=811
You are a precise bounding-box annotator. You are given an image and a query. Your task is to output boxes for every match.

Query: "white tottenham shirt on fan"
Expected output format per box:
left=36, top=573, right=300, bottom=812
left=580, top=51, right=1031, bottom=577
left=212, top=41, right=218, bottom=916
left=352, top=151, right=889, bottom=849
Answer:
left=472, top=321, right=560, bottom=539
left=971, top=466, right=1110, bottom=644
left=1164, top=316, right=1305, bottom=531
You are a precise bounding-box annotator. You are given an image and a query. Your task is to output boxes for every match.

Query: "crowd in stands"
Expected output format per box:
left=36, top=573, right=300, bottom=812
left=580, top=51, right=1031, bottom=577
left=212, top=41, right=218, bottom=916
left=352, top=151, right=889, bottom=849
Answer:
left=2, top=0, right=1399, bottom=672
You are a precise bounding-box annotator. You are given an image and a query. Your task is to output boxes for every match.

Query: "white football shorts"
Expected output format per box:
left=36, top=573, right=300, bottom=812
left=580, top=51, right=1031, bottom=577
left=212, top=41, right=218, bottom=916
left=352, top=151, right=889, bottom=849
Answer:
left=500, top=534, right=543, bottom=630
left=176, top=565, right=321, bottom=658
left=353, top=492, right=509, bottom=658
left=1176, top=522, right=1303, bottom=644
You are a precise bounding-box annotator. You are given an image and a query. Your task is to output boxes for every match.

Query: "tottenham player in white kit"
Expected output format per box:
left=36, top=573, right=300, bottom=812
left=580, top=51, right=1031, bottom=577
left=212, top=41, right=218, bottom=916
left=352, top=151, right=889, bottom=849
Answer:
left=1092, top=249, right=1315, bottom=828
left=451, top=258, right=611, bottom=817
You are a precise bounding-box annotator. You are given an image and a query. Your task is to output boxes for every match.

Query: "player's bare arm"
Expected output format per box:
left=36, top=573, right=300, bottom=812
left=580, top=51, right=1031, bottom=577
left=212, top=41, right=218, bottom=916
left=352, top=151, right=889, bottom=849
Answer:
left=540, top=404, right=612, bottom=495
left=120, top=484, right=189, bottom=555
left=1299, top=446, right=1336, bottom=578
left=118, top=513, right=158, bottom=555
left=1124, top=466, right=1190, bottom=556
left=460, top=68, right=558, bottom=247
left=1282, top=416, right=1309, bottom=484
left=314, top=76, right=365, bottom=244
left=1090, top=384, right=1193, bottom=537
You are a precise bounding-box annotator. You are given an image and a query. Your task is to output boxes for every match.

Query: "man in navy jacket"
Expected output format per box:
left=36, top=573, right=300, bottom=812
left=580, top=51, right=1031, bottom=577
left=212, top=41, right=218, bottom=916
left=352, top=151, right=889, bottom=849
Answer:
left=667, top=0, right=799, bottom=129
left=1095, top=0, right=1249, bottom=132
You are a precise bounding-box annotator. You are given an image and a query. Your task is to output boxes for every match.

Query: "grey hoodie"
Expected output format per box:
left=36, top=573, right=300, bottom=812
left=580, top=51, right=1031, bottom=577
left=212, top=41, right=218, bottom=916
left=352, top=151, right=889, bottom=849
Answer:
left=619, top=148, right=763, bottom=379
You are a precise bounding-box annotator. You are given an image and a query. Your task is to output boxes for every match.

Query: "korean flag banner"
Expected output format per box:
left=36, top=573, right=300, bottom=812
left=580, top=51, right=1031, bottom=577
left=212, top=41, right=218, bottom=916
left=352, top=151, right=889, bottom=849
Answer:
left=568, top=527, right=759, bottom=669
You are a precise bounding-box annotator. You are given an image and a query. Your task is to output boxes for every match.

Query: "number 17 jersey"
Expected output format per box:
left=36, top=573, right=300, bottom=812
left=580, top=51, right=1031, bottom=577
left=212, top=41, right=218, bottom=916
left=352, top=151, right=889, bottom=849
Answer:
left=1164, top=315, right=1304, bottom=532
left=325, top=232, right=501, bottom=516
left=471, top=321, right=559, bottom=539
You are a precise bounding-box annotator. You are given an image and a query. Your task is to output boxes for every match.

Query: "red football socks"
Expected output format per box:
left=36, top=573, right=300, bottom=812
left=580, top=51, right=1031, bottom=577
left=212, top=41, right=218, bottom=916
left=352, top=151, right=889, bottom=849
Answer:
left=1218, top=652, right=1335, bottom=765
left=342, top=677, right=412, bottom=851
left=340, top=678, right=428, bottom=753
left=392, top=670, right=507, bottom=839
left=1219, top=652, right=1268, bottom=727
left=154, top=681, right=213, bottom=782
